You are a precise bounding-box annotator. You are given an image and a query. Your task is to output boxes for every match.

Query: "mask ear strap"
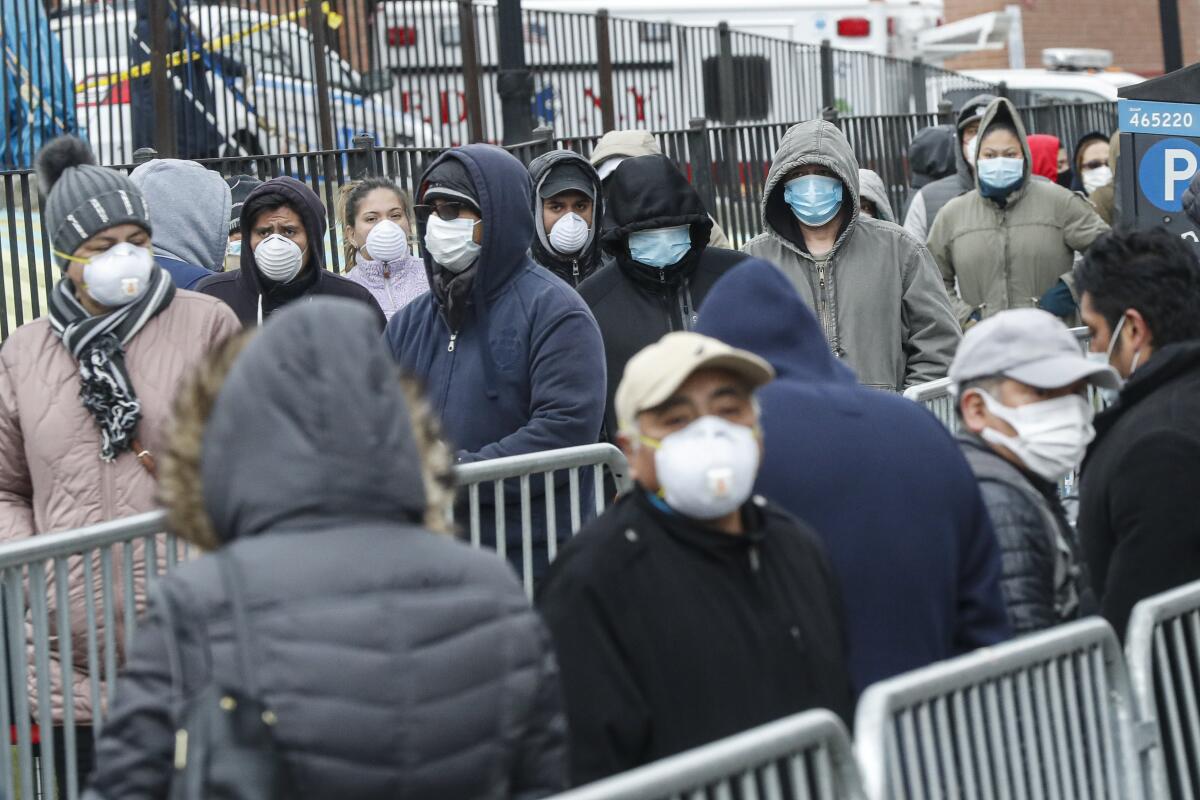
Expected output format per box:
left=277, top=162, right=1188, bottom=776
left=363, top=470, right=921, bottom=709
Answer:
left=52, top=249, right=88, bottom=265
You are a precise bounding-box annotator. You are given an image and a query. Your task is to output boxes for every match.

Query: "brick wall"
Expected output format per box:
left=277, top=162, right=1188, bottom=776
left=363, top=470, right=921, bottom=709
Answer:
left=943, top=0, right=1200, bottom=76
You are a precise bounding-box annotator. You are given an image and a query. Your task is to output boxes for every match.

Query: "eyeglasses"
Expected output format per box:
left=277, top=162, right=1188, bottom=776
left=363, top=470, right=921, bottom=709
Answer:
left=414, top=202, right=469, bottom=222
left=1081, top=160, right=1107, bottom=171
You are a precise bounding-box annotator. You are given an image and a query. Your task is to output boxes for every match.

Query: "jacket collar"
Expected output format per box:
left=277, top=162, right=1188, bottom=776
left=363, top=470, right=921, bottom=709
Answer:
left=634, top=490, right=767, bottom=556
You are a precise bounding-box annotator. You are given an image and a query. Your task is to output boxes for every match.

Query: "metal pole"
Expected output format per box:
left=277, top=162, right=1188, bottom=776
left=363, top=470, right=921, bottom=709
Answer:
left=716, top=22, right=737, bottom=125
left=910, top=56, right=928, bottom=115
left=595, top=9, right=616, bottom=133
left=1159, top=0, right=1184, bottom=73
left=147, top=0, right=176, bottom=158
left=305, top=0, right=337, bottom=153
left=496, top=0, right=534, bottom=144
left=458, top=0, right=485, bottom=143
left=349, top=133, right=379, bottom=180
left=687, top=118, right=718, bottom=215
left=937, top=99, right=954, bottom=125
left=819, top=39, right=835, bottom=116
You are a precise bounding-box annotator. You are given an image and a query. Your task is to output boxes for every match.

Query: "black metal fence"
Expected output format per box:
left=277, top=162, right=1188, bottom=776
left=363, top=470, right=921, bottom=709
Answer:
left=0, top=100, right=1117, bottom=339
left=6, top=0, right=1001, bottom=169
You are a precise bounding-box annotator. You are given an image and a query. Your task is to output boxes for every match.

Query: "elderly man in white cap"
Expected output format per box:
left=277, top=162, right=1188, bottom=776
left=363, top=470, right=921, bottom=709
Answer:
left=951, top=308, right=1120, bottom=636
left=536, top=331, right=853, bottom=787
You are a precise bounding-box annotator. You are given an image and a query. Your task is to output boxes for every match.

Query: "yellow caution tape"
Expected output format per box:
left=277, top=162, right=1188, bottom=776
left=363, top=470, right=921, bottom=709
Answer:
left=75, top=2, right=341, bottom=94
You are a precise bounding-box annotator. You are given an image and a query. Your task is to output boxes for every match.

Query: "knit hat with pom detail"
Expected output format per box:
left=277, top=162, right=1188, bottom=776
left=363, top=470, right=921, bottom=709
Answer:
left=36, top=136, right=152, bottom=267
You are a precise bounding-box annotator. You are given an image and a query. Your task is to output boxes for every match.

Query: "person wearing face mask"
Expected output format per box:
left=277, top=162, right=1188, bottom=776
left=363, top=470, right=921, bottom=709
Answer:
left=1026, top=134, right=1062, bottom=183
left=0, top=136, right=240, bottom=786
left=224, top=174, right=262, bottom=272
left=928, top=98, right=1109, bottom=327
left=1088, top=133, right=1120, bottom=226
left=1071, top=131, right=1113, bottom=197
left=744, top=119, right=959, bottom=392
left=1073, top=229, right=1200, bottom=641
left=951, top=309, right=1117, bottom=636
left=527, top=150, right=605, bottom=288
left=196, top=176, right=384, bottom=328
left=904, top=94, right=995, bottom=242
left=858, top=168, right=896, bottom=221
left=129, top=157, right=231, bottom=288
left=386, top=145, right=605, bottom=582
left=578, top=154, right=746, bottom=441
left=696, top=260, right=1010, bottom=695
left=340, top=177, right=429, bottom=321
left=537, top=331, right=854, bottom=785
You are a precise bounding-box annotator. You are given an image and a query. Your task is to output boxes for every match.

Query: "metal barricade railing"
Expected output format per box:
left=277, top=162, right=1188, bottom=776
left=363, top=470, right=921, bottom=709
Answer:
left=451, top=443, right=633, bottom=598
left=0, top=443, right=631, bottom=797
left=546, top=710, right=865, bottom=800
left=1125, top=579, right=1200, bottom=800
left=854, top=617, right=1160, bottom=800
left=902, top=376, right=957, bottom=432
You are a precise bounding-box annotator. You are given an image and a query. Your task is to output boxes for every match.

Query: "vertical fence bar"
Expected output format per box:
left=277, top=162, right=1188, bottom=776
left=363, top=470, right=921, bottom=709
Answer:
left=819, top=40, right=834, bottom=114
left=595, top=9, right=616, bottom=132
left=716, top=22, right=736, bottom=126
left=305, top=0, right=337, bottom=154
left=148, top=0, right=177, bottom=158
left=458, top=0, right=486, bottom=143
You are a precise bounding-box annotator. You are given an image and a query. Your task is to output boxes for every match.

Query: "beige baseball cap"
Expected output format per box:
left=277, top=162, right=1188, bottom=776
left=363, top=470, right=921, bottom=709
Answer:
left=615, top=332, right=775, bottom=432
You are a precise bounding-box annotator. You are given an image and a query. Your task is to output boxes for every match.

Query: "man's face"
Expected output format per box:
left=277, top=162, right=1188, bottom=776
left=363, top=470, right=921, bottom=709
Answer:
left=430, top=198, right=483, bottom=244
left=1081, top=291, right=1139, bottom=377
left=542, top=190, right=593, bottom=232
left=250, top=205, right=308, bottom=258
left=621, top=368, right=759, bottom=493
left=962, top=120, right=981, bottom=161
left=961, top=377, right=1087, bottom=467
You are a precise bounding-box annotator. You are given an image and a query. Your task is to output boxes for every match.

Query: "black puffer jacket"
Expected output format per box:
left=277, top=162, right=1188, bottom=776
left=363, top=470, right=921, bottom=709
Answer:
left=86, top=300, right=565, bottom=800
left=528, top=150, right=605, bottom=287
left=959, top=434, right=1095, bottom=635
left=578, top=154, right=746, bottom=438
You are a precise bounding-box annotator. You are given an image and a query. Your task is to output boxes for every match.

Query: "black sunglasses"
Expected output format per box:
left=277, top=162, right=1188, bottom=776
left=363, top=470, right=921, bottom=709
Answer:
left=414, top=202, right=469, bottom=222
left=1081, top=159, right=1108, bottom=172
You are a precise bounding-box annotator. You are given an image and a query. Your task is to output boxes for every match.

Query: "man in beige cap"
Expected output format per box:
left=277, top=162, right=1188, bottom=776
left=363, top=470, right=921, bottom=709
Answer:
left=537, top=331, right=853, bottom=786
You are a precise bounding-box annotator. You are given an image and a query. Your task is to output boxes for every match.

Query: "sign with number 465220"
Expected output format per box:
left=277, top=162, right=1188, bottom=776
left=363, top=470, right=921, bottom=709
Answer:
left=1119, top=99, right=1200, bottom=136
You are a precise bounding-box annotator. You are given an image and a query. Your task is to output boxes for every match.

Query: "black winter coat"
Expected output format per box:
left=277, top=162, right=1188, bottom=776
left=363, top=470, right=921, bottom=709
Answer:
left=536, top=490, right=854, bottom=786
left=959, top=434, right=1095, bottom=635
left=85, top=300, right=565, bottom=800
left=578, top=154, right=746, bottom=439
left=196, top=177, right=385, bottom=329
left=1078, top=340, right=1200, bottom=641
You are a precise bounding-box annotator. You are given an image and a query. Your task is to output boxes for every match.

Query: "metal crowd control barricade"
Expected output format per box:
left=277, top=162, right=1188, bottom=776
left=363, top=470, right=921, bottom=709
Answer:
left=451, top=443, right=633, bottom=598
left=854, top=617, right=1160, bottom=800
left=0, top=510, right=178, bottom=800
left=546, top=710, right=865, bottom=800
left=902, top=377, right=957, bottom=432
left=1125, top=579, right=1200, bottom=800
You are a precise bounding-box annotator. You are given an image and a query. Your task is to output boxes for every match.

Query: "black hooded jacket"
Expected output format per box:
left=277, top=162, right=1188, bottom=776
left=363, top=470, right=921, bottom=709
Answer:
left=577, top=154, right=745, bottom=438
left=528, top=150, right=605, bottom=287
left=86, top=300, right=566, bottom=799
left=196, top=177, right=385, bottom=329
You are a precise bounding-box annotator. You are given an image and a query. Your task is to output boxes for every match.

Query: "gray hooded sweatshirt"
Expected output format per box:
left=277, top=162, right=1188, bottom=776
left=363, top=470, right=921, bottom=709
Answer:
left=858, top=168, right=896, bottom=223
left=743, top=120, right=960, bottom=391
left=130, top=158, right=231, bottom=271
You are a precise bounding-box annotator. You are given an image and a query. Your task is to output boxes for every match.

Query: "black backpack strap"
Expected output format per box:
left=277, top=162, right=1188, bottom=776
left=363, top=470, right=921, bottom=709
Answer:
left=217, top=550, right=262, bottom=702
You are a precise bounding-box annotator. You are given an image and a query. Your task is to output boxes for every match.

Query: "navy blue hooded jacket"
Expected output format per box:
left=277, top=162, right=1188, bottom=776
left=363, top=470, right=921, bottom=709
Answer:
left=696, top=259, right=1010, bottom=694
left=385, top=145, right=606, bottom=572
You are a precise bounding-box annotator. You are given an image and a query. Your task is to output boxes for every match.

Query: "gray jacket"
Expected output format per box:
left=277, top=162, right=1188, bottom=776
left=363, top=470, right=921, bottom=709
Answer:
left=743, top=120, right=960, bottom=391
left=858, top=168, right=896, bottom=223
left=86, top=300, right=566, bottom=800
left=903, top=93, right=996, bottom=243
left=130, top=158, right=231, bottom=271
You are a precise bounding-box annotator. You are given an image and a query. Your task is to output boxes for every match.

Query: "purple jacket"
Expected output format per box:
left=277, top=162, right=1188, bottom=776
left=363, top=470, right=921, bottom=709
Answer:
left=345, top=254, right=430, bottom=321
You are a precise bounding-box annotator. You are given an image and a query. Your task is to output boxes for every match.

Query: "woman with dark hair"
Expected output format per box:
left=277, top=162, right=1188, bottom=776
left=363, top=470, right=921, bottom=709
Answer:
left=85, top=299, right=566, bottom=799
left=928, top=98, right=1110, bottom=326
left=339, top=177, right=429, bottom=320
left=196, top=176, right=386, bottom=328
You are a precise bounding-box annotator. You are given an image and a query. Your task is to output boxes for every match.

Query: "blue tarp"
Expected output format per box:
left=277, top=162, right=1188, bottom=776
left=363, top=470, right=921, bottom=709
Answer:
left=2, top=0, right=77, bottom=169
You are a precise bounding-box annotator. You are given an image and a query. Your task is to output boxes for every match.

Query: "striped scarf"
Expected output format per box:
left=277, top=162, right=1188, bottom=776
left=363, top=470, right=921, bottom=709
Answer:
left=48, top=267, right=175, bottom=461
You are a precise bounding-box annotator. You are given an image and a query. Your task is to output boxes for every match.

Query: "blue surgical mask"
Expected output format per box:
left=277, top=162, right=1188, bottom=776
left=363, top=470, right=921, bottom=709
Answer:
left=977, top=156, right=1025, bottom=195
left=628, top=225, right=693, bottom=268
left=783, top=174, right=844, bottom=227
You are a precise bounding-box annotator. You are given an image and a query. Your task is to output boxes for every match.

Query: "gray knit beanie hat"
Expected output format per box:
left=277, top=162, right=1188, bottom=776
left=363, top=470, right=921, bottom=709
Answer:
left=35, top=136, right=152, bottom=267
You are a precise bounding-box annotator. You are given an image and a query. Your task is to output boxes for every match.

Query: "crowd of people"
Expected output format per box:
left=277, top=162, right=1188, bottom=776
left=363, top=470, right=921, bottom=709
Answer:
left=1, top=92, right=1199, bottom=798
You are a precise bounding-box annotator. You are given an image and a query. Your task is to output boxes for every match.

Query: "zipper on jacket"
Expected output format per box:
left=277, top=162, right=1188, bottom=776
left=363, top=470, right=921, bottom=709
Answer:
left=571, top=260, right=580, bottom=286
left=749, top=546, right=761, bottom=573
left=447, top=331, right=459, bottom=352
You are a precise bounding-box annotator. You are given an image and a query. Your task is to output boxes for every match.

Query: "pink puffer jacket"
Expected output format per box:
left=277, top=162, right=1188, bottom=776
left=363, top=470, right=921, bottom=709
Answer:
left=0, top=290, right=241, bottom=723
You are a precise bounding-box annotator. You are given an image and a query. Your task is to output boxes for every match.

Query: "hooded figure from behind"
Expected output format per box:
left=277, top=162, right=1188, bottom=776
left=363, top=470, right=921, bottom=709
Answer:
left=578, top=153, right=746, bottom=440
left=927, top=98, right=1109, bottom=325
left=908, top=124, right=958, bottom=191
left=386, top=145, right=606, bottom=582
left=528, top=150, right=605, bottom=287
left=743, top=119, right=960, bottom=392
left=695, top=260, right=1010, bottom=693
left=85, top=299, right=567, bottom=800
left=129, top=158, right=230, bottom=288
left=195, top=176, right=385, bottom=328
